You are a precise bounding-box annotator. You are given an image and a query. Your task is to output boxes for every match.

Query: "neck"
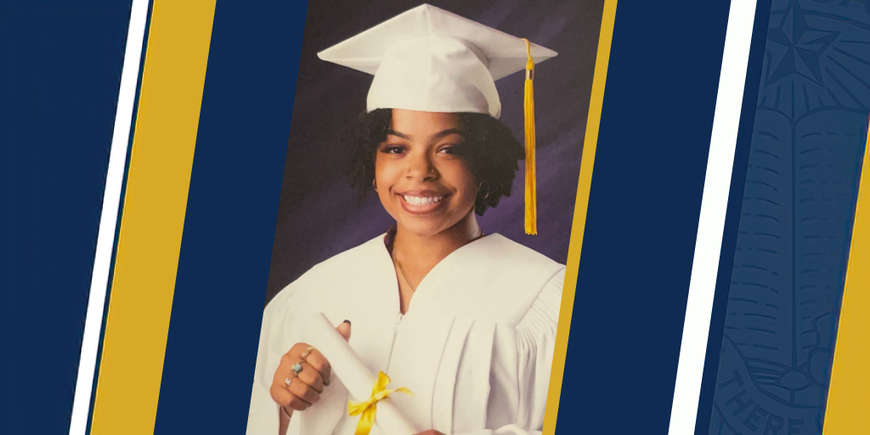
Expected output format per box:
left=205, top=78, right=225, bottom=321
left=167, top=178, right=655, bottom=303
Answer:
left=391, top=213, right=481, bottom=314
left=392, top=212, right=482, bottom=272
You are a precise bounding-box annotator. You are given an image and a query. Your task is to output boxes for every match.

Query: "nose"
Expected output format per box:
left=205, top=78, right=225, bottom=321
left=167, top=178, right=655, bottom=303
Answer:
left=405, top=150, right=438, bottom=181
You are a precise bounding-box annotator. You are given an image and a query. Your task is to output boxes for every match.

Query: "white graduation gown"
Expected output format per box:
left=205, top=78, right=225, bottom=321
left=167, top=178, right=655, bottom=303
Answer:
left=247, top=233, right=565, bottom=435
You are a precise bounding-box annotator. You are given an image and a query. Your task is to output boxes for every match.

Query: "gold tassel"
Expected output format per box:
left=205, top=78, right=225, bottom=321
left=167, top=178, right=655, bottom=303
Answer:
left=522, top=38, right=537, bottom=235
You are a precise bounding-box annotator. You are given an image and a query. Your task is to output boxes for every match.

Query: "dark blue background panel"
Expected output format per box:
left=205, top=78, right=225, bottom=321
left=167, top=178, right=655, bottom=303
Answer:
left=2, top=1, right=133, bottom=433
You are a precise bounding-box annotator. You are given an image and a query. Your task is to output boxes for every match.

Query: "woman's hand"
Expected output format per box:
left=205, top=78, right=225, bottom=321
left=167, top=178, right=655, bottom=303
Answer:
left=269, top=321, right=351, bottom=414
left=415, top=431, right=445, bottom=435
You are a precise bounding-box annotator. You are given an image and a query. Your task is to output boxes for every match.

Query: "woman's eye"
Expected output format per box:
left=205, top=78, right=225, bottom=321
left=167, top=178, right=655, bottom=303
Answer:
left=438, top=144, right=466, bottom=155
left=381, top=145, right=406, bottom=154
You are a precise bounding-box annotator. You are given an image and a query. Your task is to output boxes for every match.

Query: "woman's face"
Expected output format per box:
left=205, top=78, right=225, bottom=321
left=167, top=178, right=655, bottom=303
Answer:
left=374, top=109, right=478, bottom=237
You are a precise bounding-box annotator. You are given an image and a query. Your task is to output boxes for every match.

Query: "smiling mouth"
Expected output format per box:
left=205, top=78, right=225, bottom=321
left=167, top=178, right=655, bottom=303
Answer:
left=398, top=193, right=447, bottom=214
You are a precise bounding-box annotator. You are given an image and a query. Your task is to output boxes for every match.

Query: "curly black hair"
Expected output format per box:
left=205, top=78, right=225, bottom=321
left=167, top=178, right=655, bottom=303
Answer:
left=345, top=108, right=524, bottom=215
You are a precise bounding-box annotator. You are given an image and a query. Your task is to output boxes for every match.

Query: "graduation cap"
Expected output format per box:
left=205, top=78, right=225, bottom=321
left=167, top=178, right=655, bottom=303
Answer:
left=318, top=3, right=557, bottom=235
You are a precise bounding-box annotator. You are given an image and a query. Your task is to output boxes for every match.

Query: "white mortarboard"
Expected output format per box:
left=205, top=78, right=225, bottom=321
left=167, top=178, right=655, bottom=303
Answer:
left=317, top=3, right=557, bottom=234
left=317, top=3, right=556, bottom=118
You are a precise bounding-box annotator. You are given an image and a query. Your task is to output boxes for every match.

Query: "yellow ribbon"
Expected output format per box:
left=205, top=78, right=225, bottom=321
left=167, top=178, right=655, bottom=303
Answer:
left=347, top=371, right=411, bottom=435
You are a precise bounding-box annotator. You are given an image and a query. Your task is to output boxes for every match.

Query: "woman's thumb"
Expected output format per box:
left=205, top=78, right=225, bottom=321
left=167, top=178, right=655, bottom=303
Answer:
left=336, top=320, right=351, bottom=341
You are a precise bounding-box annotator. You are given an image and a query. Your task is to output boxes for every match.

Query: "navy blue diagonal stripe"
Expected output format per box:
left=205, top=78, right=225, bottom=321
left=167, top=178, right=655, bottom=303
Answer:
left=555, top=2, right=732, bottom=433
left=153, top=1, right=308, bottom=433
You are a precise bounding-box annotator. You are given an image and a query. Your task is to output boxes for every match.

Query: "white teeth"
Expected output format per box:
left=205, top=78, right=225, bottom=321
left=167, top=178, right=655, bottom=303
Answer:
left=402, top=195, right=444, bottom=206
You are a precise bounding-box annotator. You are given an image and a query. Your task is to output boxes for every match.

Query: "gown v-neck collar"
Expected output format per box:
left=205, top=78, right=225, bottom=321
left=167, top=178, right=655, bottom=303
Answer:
left=375, top=231, right=499, bottom=318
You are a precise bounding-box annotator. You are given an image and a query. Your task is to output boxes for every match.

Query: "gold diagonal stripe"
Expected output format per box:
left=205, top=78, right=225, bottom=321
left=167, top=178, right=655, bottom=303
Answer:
left=822, top=120, right=870, bottom=435
left=89, top=1, right=216, bottom=433
left=543, top=1, right=617, bottom=433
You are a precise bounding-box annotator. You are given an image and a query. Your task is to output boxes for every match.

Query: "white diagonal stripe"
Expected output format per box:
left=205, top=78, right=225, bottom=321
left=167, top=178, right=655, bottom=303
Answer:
left=68, top=1, right=150, bottom=433
left=668, top=1, right=759, bottom=434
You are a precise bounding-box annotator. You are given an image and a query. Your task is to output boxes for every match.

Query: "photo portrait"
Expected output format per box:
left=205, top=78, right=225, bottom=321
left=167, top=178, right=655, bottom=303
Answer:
left=248, top=1, right=604, bottom=434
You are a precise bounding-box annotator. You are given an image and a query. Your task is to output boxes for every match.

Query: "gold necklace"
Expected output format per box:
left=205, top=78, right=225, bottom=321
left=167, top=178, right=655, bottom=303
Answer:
left=390, top=232, right=486, bottom=291
left=392, top=253, right=416, bottom=292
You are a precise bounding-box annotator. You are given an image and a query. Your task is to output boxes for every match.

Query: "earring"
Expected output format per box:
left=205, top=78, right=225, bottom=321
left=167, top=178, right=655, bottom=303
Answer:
left=478, top=182, right=491, bottom=200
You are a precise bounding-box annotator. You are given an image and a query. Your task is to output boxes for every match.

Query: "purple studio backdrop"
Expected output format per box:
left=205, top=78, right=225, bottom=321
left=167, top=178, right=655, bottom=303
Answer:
left=265, top=0, right=603, bottom=301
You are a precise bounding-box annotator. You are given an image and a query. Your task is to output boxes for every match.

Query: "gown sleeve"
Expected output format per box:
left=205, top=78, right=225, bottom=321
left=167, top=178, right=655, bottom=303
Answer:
left=459, top=267, right=565, bottom=435
left=246, top=283, right=302, bottom=435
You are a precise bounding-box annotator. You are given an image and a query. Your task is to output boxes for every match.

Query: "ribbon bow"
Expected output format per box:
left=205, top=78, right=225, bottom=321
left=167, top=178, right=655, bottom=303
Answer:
left=347, top=371, right=411, bottom=435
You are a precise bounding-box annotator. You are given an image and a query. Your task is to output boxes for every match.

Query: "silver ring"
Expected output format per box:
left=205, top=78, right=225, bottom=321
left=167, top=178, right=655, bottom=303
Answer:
left=283, top=377, right=293, bottom=387
left=292, top=362, right=303, bottom=375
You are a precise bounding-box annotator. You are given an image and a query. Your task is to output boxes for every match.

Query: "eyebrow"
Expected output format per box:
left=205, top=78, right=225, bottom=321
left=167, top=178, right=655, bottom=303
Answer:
left=385, top=129, right=410, bottom=139
left=386, top=128, right=465, bottom=141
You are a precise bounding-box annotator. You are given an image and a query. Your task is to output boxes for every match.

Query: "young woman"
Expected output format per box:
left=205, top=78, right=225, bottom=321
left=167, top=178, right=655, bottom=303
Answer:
left=247, top=4, right=564, bottom=434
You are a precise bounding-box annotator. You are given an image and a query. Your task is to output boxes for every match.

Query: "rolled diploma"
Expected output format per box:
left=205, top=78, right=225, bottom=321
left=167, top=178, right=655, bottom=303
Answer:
left=302, top=313, right=418, bottom=434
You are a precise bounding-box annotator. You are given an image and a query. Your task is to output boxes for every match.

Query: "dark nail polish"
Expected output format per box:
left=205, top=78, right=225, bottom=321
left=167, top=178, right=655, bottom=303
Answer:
left=343, top=319, right=351, bottom=326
